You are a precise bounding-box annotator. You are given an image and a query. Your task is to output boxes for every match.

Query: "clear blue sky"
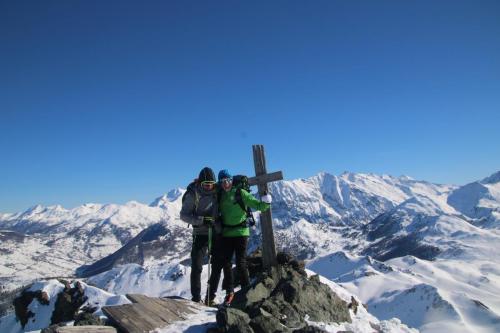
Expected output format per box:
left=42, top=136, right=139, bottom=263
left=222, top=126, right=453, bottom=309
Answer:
left=1, top=0, right=499, bottom=213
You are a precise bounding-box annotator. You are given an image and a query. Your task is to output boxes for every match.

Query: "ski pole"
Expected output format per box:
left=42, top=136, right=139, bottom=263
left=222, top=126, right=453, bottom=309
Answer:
left=206, top=224, right=212, bottom=306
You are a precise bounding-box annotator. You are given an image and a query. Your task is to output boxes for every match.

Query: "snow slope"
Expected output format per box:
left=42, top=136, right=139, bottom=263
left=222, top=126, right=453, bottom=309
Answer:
left=308, top=248, right=500, bottom=333
left=447, top=171, right=500, bottom=227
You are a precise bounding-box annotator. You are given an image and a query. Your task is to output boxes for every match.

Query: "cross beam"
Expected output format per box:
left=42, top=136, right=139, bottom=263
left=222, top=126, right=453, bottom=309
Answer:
left=248, top=171, right=283, bottom=187
left=251, top=144, right=283, bottom=269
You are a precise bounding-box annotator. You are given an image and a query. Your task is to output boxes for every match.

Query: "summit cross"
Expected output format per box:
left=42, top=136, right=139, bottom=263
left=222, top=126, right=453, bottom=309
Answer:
left=248, top=144, right=283, bottom=269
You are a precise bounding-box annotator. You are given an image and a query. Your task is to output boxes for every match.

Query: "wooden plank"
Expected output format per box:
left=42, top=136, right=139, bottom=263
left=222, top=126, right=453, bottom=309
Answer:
left=131, top=303, right=171, bottom=328
left=154, top=298, right=194, bottom=319
left=103, top=303, right=158, bottom=333
left=127, top=294, right=194, bottom=319
left=56, top=327, right=117, bottom=333
left=248, top=171, right=283, bottom=186
left=127, top=295, right=185, bottom=323
left=102, top=305, right=143, bottom=333
left=252, top=145, right=278, bottom=268
left=103, top=295, right=197, bottom=333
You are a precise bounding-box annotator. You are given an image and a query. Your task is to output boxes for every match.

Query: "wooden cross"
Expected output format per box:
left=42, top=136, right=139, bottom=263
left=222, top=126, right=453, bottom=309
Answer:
left=248, top=144, right=283, bottom=269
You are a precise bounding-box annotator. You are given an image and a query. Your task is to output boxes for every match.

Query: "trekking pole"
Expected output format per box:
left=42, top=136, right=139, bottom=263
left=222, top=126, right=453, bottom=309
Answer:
left=206, top=224, right=212, bottom=306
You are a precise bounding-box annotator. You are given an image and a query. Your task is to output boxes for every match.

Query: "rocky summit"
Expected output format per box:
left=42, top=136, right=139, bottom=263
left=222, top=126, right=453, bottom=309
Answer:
left=215, top=252, right=353, bottom=333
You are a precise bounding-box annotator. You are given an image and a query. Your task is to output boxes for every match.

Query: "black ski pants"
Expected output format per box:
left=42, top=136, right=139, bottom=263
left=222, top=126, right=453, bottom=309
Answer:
left=190, top=233, right=229, bottom=301
left=190, top=234, right=208, bottom=302
left=206, top=239, right=232, bottom=300
left=209, top=236, right=250, bottom=295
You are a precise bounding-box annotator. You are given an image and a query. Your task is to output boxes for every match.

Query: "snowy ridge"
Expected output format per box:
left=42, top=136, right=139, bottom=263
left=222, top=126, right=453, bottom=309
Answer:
left=1, top=170, right=500, bottom=332
left=308, top=249, right=500, bottom=333
left=447, top=175, right=500, bottom=225
left=0, top=197, right=185, bottom=290
left=269, top=172, right=455, bottom=228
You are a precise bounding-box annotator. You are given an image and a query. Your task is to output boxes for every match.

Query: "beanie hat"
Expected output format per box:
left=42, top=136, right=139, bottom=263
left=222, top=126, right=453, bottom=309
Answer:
left=218, top=169, right=232, bottom=182
left=198, top=167, right=216, bottom=183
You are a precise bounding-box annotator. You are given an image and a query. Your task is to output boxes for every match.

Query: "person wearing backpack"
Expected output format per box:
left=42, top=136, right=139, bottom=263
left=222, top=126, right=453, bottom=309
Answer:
left=208, top=169, right=272, bottom=306
left=180, top=167, right=221, bottom=303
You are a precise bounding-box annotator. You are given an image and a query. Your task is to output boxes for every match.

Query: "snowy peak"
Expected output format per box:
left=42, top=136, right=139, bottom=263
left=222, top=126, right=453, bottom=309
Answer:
left=150, top=188, right=185, bottom=207
left=269, top=171, right=453, bottom=228
left=447, top=171, right=500, bottom=221
left=481, top=170, right=500, bottom=185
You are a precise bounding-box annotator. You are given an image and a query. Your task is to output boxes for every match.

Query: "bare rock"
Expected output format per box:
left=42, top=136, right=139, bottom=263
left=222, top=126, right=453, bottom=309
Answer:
left=348, top=296, right=359, bottom=315
left=14, top=288, right=51, bottom=328
left=50, top=282, right=88, bottom=325
left=272, top=273, right=351, bottom=324
left=216, top=253, right=352, bottom=333
left=250, top=308, right=292, bottom=333
left=216, top=307, right=254, bottom=333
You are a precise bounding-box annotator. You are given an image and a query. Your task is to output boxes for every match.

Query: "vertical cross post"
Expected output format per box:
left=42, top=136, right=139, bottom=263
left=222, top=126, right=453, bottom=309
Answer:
left=251, top=144, right=281, bottom=269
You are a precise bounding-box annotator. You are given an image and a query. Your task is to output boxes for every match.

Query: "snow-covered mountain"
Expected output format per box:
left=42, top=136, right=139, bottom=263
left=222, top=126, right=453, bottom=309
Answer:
left=269, top=172, right=455, bottom=227
left=0, top=198, right=185, bottom=291
left=1, top=170, right=499, bottom=332
left=1, top=172, right=451, bottom=290
left=447, top=171, right=500, bottom=227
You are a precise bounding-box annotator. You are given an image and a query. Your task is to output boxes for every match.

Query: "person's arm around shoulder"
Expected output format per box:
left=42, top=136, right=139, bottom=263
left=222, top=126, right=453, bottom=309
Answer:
left=240, top=189, right=271, bottom=212
left=180, top=190, right=204, bottom=226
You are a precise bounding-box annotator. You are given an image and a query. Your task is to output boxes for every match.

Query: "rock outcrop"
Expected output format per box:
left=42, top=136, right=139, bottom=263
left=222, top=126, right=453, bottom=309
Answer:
left=50, top=280, right=87, bottom=325
left=14, top=288, right=50, bottom=328
left=12, top=279, right=102, bottom=330
left=216, top=252, right=352, bottom=333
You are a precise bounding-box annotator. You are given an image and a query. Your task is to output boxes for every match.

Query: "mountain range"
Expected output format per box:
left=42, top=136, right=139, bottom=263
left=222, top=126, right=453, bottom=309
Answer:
left=1, top=170, right=499, bottom=332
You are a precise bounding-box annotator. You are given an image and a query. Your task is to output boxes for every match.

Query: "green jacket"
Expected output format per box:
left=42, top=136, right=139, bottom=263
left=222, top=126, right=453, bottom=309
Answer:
left=219, top=187, right=270, bottom=237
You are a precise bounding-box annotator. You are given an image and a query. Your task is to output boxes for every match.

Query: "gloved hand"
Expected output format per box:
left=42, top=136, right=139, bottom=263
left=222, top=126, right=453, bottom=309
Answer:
left=202, top=216, right=215, bottom=226
left=261, top=194, right=272, bottom=204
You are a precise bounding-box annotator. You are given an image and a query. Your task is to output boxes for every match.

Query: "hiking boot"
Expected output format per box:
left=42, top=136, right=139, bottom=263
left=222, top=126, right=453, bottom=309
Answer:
left=191, top=296, right=203, bottom=304
left=223, top=292, right=234, bottom=306
left=204, top=296, right=216, bottom=307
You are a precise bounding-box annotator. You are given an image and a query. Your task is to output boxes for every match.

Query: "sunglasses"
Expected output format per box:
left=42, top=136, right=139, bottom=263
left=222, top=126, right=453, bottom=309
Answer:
left=201, top=181, right=216, bottom=188
left=220, top=178, right=233, bottom=184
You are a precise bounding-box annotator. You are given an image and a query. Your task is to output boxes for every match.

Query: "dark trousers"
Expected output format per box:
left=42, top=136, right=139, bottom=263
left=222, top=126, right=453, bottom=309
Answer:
left=190, top=233, right=227, bottom=301
left=190, top=234, right=208, bottom=301
left=210, top=236, right=249, bottom=295
left=207, top=238, right=233, bottom=300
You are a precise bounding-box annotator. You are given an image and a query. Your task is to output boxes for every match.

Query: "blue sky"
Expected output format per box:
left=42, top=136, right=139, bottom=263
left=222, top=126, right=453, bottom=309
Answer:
left=1, top=0, right=499, bottom=212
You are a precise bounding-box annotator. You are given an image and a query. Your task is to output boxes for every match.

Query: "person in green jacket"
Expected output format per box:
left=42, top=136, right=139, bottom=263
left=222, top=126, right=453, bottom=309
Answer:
left=208, top=169, right=272, bottom=306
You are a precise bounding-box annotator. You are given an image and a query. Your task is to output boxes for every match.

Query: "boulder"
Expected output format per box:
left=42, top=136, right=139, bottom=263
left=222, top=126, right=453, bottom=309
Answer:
left=14, top=288, right=50, bottom=328
left=260, top=297, right=302, bottom=329
left=250, top=308, right=291, bottom=333
left=50, top=281, right=88, bottom=325
left=216, top=252, right=352, bottom=333
left=216, top=307, right=254, bottom=333
left=272, top=274, right=351, bottom=324
left=232, top=277, right=275, bottom=311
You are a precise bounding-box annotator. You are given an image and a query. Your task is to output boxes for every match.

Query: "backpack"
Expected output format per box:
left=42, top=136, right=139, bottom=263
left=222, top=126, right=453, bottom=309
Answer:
left=182, top=179, right=200, bottom=228
left=182, top=179, right=199, bottom=204
left=231, top=175, right=256, bottom=227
